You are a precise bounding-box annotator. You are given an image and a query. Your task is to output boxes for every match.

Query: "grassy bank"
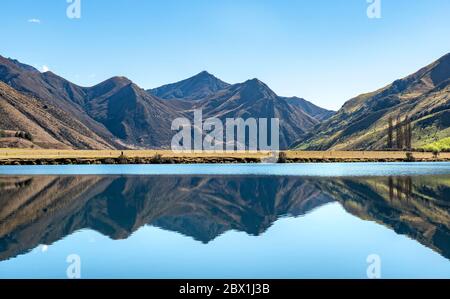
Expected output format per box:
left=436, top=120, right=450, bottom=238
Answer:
left=0, top=149, right=269, bottom=165
left=0, top=149, right=450, bottom=165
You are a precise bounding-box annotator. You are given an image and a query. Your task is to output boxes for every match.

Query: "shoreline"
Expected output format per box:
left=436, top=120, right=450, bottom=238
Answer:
left=0, top=150, right=450, bottom=165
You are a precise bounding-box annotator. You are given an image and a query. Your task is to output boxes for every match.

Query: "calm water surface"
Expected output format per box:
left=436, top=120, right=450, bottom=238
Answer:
left=0, top=163, right=449, bottom=278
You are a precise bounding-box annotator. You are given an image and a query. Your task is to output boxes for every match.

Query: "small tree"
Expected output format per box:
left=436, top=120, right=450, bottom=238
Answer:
left=432, top=149, right=440, bottom=160
left=24, top=132, right=33, bottom=141
left=150, top=154, right=165, bottom=164
left=278, top=152, right=288, bottom=163
left=405, top=152, right=415, bottom=162
left=118, top=151, right=128, bottom=164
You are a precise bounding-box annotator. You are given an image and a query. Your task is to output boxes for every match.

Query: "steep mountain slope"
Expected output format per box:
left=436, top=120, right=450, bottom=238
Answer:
left=86, top=78, right=186, bottom=148
left=282, top=96, right=334, bottom=121
left=0, top=82, right=115, bottom=149
left=0, top=55, right=120, bottom=148
left=296, top=53, right=450, bottom=150
left=190, top=79, right=323, bottom=148
left=148, top=71, right=230, bottom=100
left=0, top=56, right=185, bottom=149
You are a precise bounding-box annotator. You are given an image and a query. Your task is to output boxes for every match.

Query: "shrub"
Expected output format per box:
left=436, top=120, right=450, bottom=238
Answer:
left=150, top=154, right=165, bottom=164
left=24, top=132, right=33, bottom=141
left=118, top=152, right=129, bottom=164
left=278, top=152, right=287, bottom=163
left=432, top=149, right=440, bottom=159
left=405, top=152, right=415, bottom=162
left=14, top=131, right=33, bottom=141
left=0, top=130, right=5, bottom=138
left=103, top=158, right=115, bottom=164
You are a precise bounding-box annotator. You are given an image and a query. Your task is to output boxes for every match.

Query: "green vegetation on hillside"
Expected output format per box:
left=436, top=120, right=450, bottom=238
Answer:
left=422, top=137, right=450, bottom=152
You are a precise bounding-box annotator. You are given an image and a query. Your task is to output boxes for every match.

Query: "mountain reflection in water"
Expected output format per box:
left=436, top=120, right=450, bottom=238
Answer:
left=0, top=175, right=449, bottom=262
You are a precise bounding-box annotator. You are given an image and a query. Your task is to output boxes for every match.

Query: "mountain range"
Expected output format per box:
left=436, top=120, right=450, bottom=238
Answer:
left=1, top=53, right=449, bottom=150
left=0, top=56, right=333, bottom=149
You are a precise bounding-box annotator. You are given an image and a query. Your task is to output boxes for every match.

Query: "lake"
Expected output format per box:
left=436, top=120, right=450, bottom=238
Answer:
left=0, top=162, right=449, bottom=278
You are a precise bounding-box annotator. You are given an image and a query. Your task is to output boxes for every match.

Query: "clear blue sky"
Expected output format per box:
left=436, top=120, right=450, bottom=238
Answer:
left=0, top=0, right=449, bottom=110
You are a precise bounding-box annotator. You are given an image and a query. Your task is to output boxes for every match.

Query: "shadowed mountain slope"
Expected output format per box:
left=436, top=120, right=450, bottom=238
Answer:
left=189, top=79, right=325, bottom=148
left=86, top=78, right=186, bottom=147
